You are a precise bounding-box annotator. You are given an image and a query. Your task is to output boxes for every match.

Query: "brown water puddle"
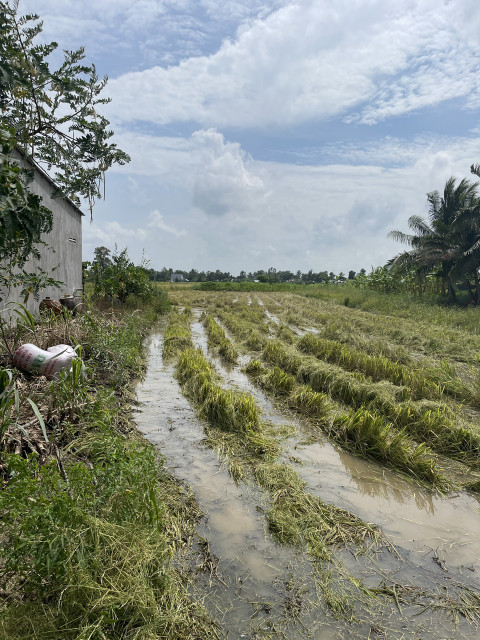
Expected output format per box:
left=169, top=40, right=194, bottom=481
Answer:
left=136, top=321, right=480, bottom=639
left=192, top=315, right=480, bottom=573
left=194, top=316, right=480, bottom=628
left=136, top=333, right=342, bottom=639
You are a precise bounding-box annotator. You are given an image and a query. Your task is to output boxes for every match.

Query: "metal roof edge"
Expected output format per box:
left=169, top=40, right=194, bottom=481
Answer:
left=13, top=148, right=86, bottom=217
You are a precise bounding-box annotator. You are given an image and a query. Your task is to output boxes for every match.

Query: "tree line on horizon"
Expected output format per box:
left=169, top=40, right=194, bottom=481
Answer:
left=88, top=171, right=480, bottom=305
left=86, top=248, right=364, bottom=285
left=147, top=266, right=364, bottom=284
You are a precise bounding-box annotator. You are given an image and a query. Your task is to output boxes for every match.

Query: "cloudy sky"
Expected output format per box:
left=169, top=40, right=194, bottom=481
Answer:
left=20, top=0, right=480, bottom=274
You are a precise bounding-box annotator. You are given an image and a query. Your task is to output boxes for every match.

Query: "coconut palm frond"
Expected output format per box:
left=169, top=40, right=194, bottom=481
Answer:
left=408, top=215, right=432, bottom=236
left=387, top=230, right=414, bottom=245
left=389, top=177, right=480, bottom=297
left=388, top=250, right=416, bottom=272
left=464, top=236, right=480, bottom=257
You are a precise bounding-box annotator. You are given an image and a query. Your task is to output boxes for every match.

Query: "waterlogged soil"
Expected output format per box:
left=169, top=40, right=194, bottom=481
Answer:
left=135, top=314, right=480, bottom=639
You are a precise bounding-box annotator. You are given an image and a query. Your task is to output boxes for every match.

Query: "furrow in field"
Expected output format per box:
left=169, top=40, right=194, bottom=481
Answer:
left=209, top=295, right=480, bottom=473
left=184, top=307, right=480, bottom=638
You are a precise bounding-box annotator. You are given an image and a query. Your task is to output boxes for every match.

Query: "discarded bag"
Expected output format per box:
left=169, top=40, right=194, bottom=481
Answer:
left=13, top=343, right=76, bottom=379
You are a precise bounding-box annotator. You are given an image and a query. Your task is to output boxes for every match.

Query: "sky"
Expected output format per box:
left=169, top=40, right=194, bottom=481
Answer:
left=19, top=0, right=480, bottom=274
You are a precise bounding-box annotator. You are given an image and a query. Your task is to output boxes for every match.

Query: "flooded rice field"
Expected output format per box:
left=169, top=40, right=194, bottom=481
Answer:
left=135, top=293, right=480, bottom=639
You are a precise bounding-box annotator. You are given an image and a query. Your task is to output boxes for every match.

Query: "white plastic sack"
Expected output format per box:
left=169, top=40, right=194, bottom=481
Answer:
left=13, top=343, right=76, bottom=379
left=46, top=344, right=76, bottom=358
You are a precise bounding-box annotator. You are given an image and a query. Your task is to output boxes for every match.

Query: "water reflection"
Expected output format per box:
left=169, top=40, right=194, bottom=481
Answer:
left=336, top=449, right=436, bottom=515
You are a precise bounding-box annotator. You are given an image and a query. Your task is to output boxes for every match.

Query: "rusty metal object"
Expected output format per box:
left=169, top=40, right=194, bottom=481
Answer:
left=39, top=297, right=62, bottom=316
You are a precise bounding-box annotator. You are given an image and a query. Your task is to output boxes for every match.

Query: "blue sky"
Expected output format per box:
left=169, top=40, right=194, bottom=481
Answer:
left=21, top=0, right=480, bottom=274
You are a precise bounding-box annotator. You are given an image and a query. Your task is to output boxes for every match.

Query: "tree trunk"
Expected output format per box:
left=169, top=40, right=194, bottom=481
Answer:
left=474, top=271, right=480, bottom=305
left=466, top=279, right=476, bottom=304
left=447, top=279, right=457, bottom=303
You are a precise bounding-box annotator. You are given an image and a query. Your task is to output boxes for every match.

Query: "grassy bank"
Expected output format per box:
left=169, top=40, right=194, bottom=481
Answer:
left=0, top=295, right=217, bottom=640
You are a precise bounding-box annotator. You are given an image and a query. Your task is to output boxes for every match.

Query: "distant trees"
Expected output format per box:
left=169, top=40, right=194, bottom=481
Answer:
left=144, top=266, right=350, bottom=284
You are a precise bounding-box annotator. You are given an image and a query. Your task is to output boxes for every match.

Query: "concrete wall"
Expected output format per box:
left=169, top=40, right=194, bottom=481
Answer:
left=0, top=153, right=83, bottom=318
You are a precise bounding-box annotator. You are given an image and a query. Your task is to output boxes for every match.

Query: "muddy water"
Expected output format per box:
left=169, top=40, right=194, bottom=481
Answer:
left=191, top=318, right=480, bottom=575
left=136, top=321, right=480, bottom=639
left=136, top=333, right=343, bottom=639
left=192, top=317, right=480, bottom=633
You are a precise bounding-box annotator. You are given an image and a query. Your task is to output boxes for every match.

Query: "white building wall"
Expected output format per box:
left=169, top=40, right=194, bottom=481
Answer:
left=0, top=154, right=83, bottom=317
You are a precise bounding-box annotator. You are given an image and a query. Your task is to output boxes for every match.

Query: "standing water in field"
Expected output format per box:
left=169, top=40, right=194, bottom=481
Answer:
left=135, top=315, right=480, bottom=639
left=136, top=333, right=342, bottom=639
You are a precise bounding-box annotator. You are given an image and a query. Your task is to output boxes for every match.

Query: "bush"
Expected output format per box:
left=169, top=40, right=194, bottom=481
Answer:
left=92, top=248, right=153, bottom=304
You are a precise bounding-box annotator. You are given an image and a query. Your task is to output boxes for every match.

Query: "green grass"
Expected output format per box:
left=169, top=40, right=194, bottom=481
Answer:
left=171, top=334, right=384, bottom=567
left=259, top=338, right=480, bottom=473
left=0, top=299, right=217, bottom=640
left=246, top=355, right=449, bottom=489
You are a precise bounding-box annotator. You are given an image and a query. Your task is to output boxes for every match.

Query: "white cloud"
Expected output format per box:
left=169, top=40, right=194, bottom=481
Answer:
left=147, top=210, right=187, bottom=236
left=83, top=221, right=147, bottom=247
left=87, top=128, right=480, bottom=274
left=108, top=128, right=265, bottom=216
left=190, top=129, right=265, bottom=216
left=19, top=0, right=285, bottom=70
left=103, top=0, right=480, bottom=128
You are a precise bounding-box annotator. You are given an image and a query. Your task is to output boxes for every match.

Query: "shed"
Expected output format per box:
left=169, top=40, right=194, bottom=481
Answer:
left=0, top=151, right=83, bottom=317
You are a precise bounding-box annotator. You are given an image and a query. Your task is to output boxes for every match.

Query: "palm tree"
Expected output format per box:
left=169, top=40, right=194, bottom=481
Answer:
left=389, top=177, right=480, bottom=303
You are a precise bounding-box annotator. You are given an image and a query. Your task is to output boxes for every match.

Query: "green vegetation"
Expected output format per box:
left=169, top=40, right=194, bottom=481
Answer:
left=202, top=313, right=239, bottom=363
left=163, top=308, right=194, bottom=361
left=246, top=351, right=449, bottom=488
left=186, top=291, right=480, bottom=490
left=83, top=246, right=161, bottom=306
left=389, top=177, right=480, bottom=303
left=165, top=312, right=383, bottom=561
left=0, top=297, right=217, bottom=640
left=253, top=462, right=378, bottom=560
left=0, top=2, right=129, bottom=209
left=0, top=2, right=129, bottom=302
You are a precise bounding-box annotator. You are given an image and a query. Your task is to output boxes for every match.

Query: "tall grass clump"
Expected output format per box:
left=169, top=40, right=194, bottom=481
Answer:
left=297, top=333, right=448, bottom=401
left=275, top=323, right=297, bottom=344
left=287, top=385, right=331, bottom=419
left=203, top=314, right=239, bottom=363
left=246, top=358, right=331, bottom=424
left=253, top=350, right=452, bottom=486
left=331, top=409, right=449, bottom=489
left=0, top=301, right=217, bottom=640
left=79, top=308, right=150, bottom=387
left=263, top=340, right=302, bottom=374
left=387, top=401, right=480, bottom=465
left=163, top=309, right=193, bottom=361
left=177, top=348, right=260, bottom=435
left=216, top=310, right=267, bottom=350
left=0, top=434, right=215, bottom=640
